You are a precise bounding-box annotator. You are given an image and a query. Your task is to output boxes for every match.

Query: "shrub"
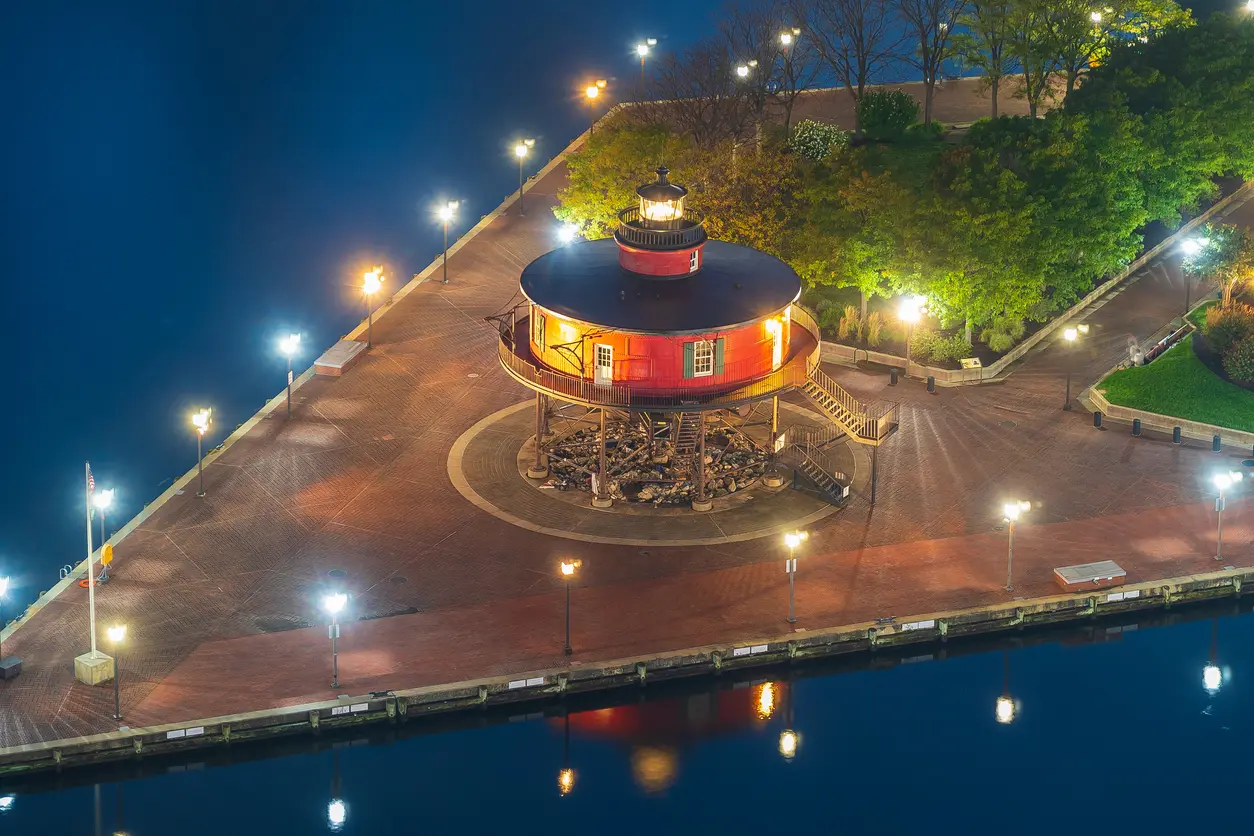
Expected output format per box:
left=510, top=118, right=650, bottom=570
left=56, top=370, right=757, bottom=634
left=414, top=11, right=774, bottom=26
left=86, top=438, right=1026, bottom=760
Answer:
left=837, top=305, right=861, bottom=341
left=857, top=90, right=920, bottom=141
left=908, top=328, right=937, bottom=360
left=790, top=119, right=850, bottom=161
left=981, top=315, right=1027, bottom=354
left=929, top=334, right=975, bottom=364
left=1203, top=302, right=1254, bottom=355
left=1223, top=336, right=1254, bottom=383
left=865, top=311, right=884, bottom=348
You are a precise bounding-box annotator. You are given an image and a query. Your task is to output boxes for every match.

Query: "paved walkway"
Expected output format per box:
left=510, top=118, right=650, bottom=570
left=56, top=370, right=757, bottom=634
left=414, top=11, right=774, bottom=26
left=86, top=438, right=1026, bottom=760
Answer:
left=1, top=83, right=1250, bottom=750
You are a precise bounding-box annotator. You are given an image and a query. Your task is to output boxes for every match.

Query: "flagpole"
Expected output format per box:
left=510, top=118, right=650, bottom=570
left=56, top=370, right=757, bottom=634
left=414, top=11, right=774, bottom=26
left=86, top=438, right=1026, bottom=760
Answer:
left=86, top=462, right=97, bottom=657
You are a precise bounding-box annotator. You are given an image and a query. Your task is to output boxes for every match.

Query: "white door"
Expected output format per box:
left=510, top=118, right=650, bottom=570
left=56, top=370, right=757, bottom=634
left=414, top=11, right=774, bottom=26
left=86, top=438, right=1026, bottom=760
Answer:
left=594, top=343, right=613, bottom=385
left=766, top=319, right=783, bottom=369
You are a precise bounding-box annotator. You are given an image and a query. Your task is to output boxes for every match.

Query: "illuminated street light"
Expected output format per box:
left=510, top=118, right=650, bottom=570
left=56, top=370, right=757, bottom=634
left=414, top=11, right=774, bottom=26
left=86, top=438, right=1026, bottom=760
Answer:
left=557, top=223, right=579, bottom=245
left=327, top=799, right=347, bottom=831
left=1060, top=323, right=1090, bottom=410
left=1090, top=10, right=1103, bottom=22
left=362, top=267, right=383, bottom=348
left=91, top=488, right=116, bottom=580
left=1002, top=500, right=1031, bottom=591
left=323, top=592, right=348, bottom=688
left=897, top=295, right=927, bottom=377
left=515, top=138, right=536, bottom=216
left=736, top=63, right=750, bottom=78
left=560, top=559, right=582, bottom=655
left=438, top=201, right=459, bottom=284
left=1247, top=0, right=1254, bottom=12
left=558, top=767, right=576, bottom=796
left=778, top=729, right=799, bottom=759
left=280, top=333, right=301, bottom=418
left=1213, top=471, right=1242, bottom=561
left=995, top=694, right=1017, bottom=724
left=107, top=624, right=126, bottom=721
left=1180, top=235, right=1210, bottom=313
left=585, top=82, right=605, bottom=135
left=191, top=408, right=212, bottom=497
left=783, top=530, right=807, bottom=625
left=635, top=41, right=654, bottom=99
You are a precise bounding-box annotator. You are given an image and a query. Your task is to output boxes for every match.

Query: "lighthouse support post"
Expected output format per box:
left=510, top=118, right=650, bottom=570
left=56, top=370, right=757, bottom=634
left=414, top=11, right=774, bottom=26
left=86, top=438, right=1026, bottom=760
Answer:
left=764, top=395, right=785, bottom=487
left=527, top=392, right=548, bottom=479
left=692, top=415, right=713, bottom=511
left=592, top=408, right=613, bottom=508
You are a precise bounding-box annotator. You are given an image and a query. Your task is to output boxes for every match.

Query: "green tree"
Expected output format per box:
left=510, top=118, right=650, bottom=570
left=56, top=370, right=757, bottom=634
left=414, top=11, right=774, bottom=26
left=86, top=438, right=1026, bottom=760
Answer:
left=1184, top=223, right=1254, bottom=307
left=1006, top=0, right=1062, bottom=117
left=953, top=0, right=1017, bottom=118
left=554, top=123, right=672, bottom=238
left=789, top=119, right=850, bottom=161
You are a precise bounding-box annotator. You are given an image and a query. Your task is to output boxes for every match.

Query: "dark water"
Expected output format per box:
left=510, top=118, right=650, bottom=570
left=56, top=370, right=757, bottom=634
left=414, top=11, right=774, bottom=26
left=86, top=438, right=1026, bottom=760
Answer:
left=2, top=606, right=1247, bottom=833
left=0, top=0, right=718, bottom=611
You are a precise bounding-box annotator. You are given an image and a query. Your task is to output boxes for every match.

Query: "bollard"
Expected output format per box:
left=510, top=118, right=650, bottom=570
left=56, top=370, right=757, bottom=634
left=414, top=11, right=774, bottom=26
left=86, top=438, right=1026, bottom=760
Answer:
left=889, top=368, right=898, bottom=386
left=927, top=375, right=935, bottom=393
left=1213, top=435, right=1222, bottom=453
left=1173, top=427, right=1182, bottom=444
left=1132, top=418, right=1141, bottom=436
left=1093, top=411, right=1102, bottom=429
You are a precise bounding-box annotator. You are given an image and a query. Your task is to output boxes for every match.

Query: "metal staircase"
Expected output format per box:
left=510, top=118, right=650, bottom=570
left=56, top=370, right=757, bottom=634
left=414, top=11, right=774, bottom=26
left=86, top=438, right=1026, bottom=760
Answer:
left=800, top=364, right=896, bottom=445
left=791, top=447, right=850, bottom=504
left=674, top=412, right=703, bottom=454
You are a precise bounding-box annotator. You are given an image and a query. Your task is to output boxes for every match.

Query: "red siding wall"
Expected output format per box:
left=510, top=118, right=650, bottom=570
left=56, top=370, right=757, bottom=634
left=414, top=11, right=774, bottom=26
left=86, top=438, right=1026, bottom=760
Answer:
left=617, top=243, right=704, bottom=277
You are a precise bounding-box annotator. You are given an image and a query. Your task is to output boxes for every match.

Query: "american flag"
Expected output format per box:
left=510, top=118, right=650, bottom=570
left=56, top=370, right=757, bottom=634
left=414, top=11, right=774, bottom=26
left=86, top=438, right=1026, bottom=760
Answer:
left=86, top=462, right=95, bottom=495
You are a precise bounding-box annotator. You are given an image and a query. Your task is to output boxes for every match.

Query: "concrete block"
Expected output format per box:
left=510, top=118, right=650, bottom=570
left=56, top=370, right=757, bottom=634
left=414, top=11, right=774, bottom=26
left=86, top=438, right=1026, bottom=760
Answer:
left=1053, top=560, right=1126, bottom=594
left=73, top=652, right=115, bottom=686
left=0, top=657, right=22, bottom=680
left=314, top=340, right=367, bottom=377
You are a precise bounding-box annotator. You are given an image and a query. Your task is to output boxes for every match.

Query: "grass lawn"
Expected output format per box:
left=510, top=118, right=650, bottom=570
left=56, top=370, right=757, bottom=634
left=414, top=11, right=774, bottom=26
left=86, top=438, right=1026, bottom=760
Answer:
left=1099, top=338, right=1254, bottom=432
left=1186, top=299, right=1215, bottom=329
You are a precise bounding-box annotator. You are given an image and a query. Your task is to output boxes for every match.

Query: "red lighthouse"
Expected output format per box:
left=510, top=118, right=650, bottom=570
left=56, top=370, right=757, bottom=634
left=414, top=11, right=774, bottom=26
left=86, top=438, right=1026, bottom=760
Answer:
left=496, top=168, right=895, bottom=510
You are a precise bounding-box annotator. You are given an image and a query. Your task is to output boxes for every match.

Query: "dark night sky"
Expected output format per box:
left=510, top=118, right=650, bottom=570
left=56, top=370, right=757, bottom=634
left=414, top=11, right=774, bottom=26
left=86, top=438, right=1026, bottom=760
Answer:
left=0, top=0, right=724, bottom=608
left=0, top=0, right=1231, bottom=609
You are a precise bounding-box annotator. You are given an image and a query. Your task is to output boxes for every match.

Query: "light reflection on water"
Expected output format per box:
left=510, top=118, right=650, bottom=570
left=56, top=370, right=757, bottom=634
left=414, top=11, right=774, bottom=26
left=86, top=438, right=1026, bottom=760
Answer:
left=2, top=604, right=1251, bottom=834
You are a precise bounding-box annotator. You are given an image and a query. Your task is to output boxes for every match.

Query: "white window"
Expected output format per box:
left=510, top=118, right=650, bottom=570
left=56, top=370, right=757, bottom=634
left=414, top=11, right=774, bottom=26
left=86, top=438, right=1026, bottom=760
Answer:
left=689, top=250, right=700, bottom=272
left=693, top=339, right=714, bottom=377
left=533, top=312, right=545, bottom=348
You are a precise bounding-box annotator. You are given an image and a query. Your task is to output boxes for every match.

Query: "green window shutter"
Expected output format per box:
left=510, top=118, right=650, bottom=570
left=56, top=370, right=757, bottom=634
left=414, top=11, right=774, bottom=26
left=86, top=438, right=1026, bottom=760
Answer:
left=683, top=342, right=695, bottom=378
left=714, top=338, right=725, bottom=375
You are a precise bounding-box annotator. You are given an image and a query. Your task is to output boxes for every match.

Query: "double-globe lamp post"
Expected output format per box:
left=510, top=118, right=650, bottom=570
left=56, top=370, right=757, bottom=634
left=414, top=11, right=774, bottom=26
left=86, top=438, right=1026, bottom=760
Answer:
left=560, top=559, right=582, bottom=655
left=191, top=408, right=212, bottom=498
left=1002, top=500, right=1031, bottom=592
left=92, top=488, right=115, bottom=581
left=439, top=202, right=459, bottom=284
left=1061, top=323, right=1090, bottom=410
left=635, top=39, right=656, bottom=100
left=1214, top=471, right=1242, bottom=561
left=280, top=333, right=301, bottom=418
left=784, top=530, right=807, bottom=624
left=324, top=592, right=348, bottom=688
left=515, top=139, right=535, bottom=216
left=585, top=79, right=606, bottom=134
left=363, top=267, right=384, bottom=348
left=108, top=624, right=127, bottom=721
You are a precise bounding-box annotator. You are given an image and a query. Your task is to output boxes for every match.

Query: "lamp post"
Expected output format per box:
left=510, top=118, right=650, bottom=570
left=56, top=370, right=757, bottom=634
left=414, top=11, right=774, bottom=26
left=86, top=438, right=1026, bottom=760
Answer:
left=92, top=488, right=115, bottom=582
left=438, top=202, right=459, bottom=284
left=1180, top=235, right=1210, bottom=313
left=783, top=531, right=807, bottom=624
left=1213, top=471, right=1242, bottom=561
left=107, top=624, right=126, bottom=721
left=635, top=39, right=655, bottom=99
left=1002, top=500, right=1031, bottom=591
left=323, top=592, right=347, bottom=688
left=191, top=408, right=212, bottom=497
left=560, top=559, right=581, bottom=655
left=585, top=81, right=606, bottom=135
left=897, top=295, right=927, bottom=377
left=363, top=267, right=383, bottom=348
left=515, top=139, right=535, bottom=216
left=1061, top=323, right=1089, bottom=410
left=280, top=333, right=301, bottom=418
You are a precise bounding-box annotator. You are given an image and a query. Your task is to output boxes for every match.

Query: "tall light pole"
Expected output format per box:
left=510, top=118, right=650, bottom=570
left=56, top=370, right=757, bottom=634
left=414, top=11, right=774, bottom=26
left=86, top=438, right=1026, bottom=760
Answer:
left=783, top=531, right=807, bottom=624
left=1002, top=500, right=1030, bottom=591
left=560, top=559, right=581, bottom=655
left=191, top=408, right=212, bottom=498
left=897, top=295, right=927, bottom=377
left=1061, top=323, right=1089, bottom=410
left=636, top=40, right=656, bottom=100
left=280, top=333, right=301, bottom=418
left=438, top=201, right=459, bottom=284
left=585, top=79, right=606, bottom=134
left=323, top=592, right=348, bottom=688
left=515, top=138, right=535, bottom=216
left=363, top=267, right=383, bottom=348
left=1213, top=471, right=1242, bottom=561
left=107, top=624, right=126, bottom=721
left=1180, top=235, right=1210, bottom=313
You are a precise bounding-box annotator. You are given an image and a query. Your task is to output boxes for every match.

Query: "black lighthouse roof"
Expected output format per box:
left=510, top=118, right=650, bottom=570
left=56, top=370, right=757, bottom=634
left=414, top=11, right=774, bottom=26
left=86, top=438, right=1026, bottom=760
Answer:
left=520, top=238, right=801, bottom=335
